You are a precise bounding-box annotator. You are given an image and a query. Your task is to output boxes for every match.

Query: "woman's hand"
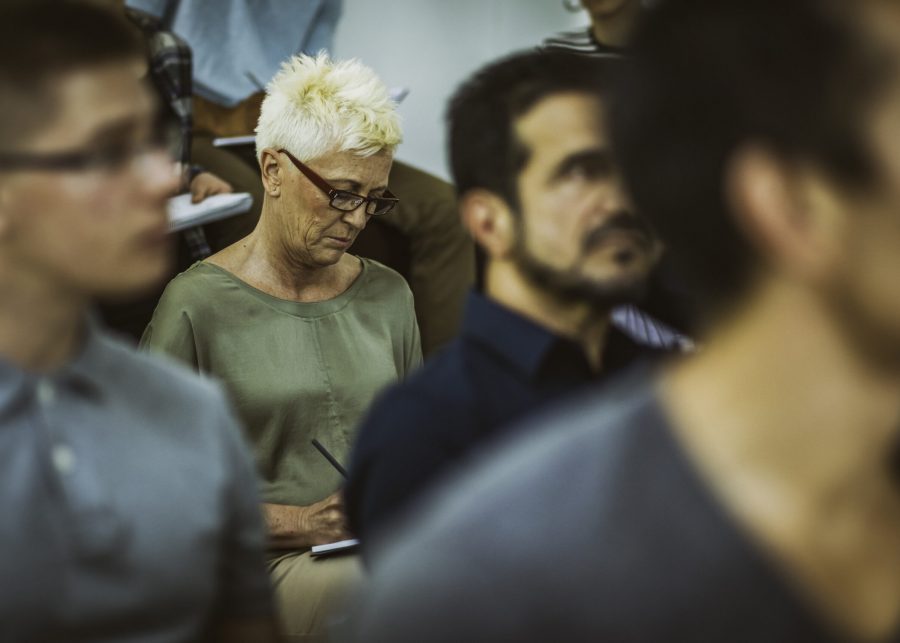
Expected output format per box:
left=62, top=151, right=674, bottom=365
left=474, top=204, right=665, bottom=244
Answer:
left=297, top=492, right=352, bottom=546
left=263, top=493, right=352, bottom=550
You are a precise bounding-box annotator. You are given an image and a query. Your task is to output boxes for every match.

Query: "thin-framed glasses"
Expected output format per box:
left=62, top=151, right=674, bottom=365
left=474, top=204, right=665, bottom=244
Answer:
left=278, top=148, right=399, bottom=217
left=0, top=122, right=177, bottom=174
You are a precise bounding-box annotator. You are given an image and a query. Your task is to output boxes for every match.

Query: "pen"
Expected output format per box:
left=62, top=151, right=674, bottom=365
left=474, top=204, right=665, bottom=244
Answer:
left=311, top=439, right=348, bottom=479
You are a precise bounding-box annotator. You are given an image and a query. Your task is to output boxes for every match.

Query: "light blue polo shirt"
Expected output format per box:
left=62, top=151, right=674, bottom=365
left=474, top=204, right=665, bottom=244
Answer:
left=0, top=321, right=273, bottom=641
left=126, top=0, right=342, bottom=106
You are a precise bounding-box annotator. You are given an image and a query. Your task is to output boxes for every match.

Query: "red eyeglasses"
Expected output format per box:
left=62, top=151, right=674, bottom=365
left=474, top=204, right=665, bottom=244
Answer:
left=278, top=149, right=399, bottom=216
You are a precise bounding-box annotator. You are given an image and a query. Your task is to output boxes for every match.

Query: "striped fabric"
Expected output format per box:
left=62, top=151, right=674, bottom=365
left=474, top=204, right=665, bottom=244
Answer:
left=612, top=305, right=694, bottom=352
left=541, top=27, right=626, bottom=58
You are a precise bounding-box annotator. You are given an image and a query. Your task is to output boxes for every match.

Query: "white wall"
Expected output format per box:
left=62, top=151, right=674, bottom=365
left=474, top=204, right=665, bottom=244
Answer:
left=333, top=0, right=588, bottom=181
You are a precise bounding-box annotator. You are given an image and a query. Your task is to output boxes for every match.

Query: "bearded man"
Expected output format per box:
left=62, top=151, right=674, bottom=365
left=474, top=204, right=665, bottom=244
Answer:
left=344, top=50, right=668, bottom=557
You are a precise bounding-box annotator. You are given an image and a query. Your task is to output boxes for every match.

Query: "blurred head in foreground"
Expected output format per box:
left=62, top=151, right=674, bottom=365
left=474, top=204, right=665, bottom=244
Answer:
left=0, top=1, right=178, bottom=301
left=612, top=0, right=900, bottom=367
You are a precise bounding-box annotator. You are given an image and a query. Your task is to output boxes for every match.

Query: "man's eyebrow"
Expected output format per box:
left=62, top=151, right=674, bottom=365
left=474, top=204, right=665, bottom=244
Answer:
left=553, top=148, right=615, bottom=178
left=83, top=116, right=143, bottom=146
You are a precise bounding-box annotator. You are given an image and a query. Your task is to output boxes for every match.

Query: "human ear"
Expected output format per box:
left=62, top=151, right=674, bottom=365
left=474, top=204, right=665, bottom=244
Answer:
left=259, top=148, right=282, bottom=197
left=459, top=189, right=517, bottom=260
left=0, top=184, right=14, bottom=240
left=726, top=145, right=841, bottom=284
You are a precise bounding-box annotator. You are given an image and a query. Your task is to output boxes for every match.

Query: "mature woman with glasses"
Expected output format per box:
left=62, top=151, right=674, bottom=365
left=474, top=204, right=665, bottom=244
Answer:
left=141, top=53, right=421, bottom=639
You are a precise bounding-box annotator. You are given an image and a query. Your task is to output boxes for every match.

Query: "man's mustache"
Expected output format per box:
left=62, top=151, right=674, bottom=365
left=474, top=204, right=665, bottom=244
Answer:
left=583, top=212, right=656, bottom=252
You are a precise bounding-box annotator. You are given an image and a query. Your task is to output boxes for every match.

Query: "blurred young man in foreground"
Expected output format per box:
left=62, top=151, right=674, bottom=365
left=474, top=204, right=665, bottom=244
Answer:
left=0, top=3, right=277, bottom=640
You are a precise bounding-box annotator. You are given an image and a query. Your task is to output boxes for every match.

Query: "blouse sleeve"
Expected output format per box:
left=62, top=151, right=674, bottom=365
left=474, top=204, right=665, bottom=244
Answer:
left=401, top=287, right=423, bottom=378
left=139, top=278, right=201, bottom=372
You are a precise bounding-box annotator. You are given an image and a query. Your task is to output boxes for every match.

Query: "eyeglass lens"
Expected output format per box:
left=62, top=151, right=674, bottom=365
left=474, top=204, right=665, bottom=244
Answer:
left=330, top=192, right=395, bottom=216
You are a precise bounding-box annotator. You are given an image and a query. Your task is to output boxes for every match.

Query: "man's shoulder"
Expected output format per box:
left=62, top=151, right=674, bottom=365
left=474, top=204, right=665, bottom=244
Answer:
left=427, top=367, right=661, bottom=520
left=358, top=340, right=476, bottom=442
left=346, top=339, right=492, bottom=543
left=357, top=366, right=829, bottom=641
left=96, top=327, right=227, bottom=413
left=357, top=369, right=671, bottom=634
left=371, top=368, right=661, bottom=546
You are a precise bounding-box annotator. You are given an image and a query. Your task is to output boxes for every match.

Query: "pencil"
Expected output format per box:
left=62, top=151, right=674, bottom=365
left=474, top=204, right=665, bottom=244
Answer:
left=311, top=438, right=348, bottom=478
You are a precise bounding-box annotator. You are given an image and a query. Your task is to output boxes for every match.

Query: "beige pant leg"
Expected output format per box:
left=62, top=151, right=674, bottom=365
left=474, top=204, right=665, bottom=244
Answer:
left=267, top=552, right=363, bottom=642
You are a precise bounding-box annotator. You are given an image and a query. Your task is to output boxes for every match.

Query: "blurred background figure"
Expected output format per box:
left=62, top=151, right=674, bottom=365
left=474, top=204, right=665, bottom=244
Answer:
left=142, top=53, right=421, bottom=641
left=545, top=0, right=644, bottom=54
left=343, top=0, right=900, bottom=640
left=0, top=2, right=277, bottom=640
left=345, top=50, right=671, bottom=559
left=130, top=0, right=341, bottom=114
left=94, top=0, right=262, bottom=341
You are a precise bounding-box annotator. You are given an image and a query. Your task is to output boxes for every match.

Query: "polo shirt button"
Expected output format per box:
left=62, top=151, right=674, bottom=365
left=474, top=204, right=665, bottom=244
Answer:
left=52, top=444, right=76, bottom=475
left=36, top=379, right=55, bottom=406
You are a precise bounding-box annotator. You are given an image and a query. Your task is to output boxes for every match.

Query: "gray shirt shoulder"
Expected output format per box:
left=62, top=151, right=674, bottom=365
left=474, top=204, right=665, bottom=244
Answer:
left=349, top=368, right=834, bottom=643
left=0, top=323, right=273, bottom=641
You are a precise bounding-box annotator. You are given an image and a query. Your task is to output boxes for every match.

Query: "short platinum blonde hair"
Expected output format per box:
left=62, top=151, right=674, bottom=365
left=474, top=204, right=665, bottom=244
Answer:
left=255, top=52, right=402, bottom=162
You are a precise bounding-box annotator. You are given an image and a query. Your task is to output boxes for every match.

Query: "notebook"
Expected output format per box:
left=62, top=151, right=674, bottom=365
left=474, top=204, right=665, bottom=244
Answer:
left=310, top=538, right=359, bottom=558
left=167, top=192, right=253, bottom=232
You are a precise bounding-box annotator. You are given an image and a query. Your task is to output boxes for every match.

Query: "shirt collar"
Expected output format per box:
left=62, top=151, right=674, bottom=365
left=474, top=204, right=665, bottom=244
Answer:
left=0, top=314, right=106, bottom=417
left=0, top=355, right=28, bottom=414
left=460, top=291, right=667, bottom=383
left=460, top=291, right=589, bottom=380
left=59, top=315, right=110, bottom=401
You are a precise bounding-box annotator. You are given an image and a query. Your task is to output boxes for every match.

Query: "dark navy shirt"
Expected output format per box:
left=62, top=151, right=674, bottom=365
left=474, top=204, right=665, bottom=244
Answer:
left=345, top=291, right=667, bottom=549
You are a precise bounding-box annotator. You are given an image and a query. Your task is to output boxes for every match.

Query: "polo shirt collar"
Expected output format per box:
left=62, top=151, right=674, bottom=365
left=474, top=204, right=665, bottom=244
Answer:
left=0, top=314, right=106, bottom=415
left=0, top=355, right=28, bottom=414
left=60, top=315, right=109, bottom=401
left=460, top=291, right=586, bottom=380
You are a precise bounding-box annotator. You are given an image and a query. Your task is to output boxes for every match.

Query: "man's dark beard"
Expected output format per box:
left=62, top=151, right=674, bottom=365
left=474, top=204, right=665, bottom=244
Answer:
left=826, top=270, right=900, bottom=375
left=510, top=212, right=655, bottom=308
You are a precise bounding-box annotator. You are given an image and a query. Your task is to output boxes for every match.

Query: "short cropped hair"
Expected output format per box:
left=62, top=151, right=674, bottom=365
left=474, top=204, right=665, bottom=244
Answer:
left=447, top=50, right=621, bottom=210
left=0, top=1, right=144, bottom=150
left=611, top=0, right=892, bottom=319
left=255, top=53, right=402, bottom=163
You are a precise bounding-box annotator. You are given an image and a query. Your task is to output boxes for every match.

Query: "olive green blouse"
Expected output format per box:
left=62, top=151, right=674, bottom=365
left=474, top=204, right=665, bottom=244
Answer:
left=141, top=258, right=422, bottom=507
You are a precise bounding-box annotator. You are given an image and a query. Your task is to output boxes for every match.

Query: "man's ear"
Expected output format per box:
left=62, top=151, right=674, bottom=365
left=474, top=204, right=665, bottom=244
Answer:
left=259, top=148, right=282, bottom=197
left=726, top=145, right=842, bottom=284
left=0, top=184, right=15, bottom=240
left=459, top=189, right=517, bottom=259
